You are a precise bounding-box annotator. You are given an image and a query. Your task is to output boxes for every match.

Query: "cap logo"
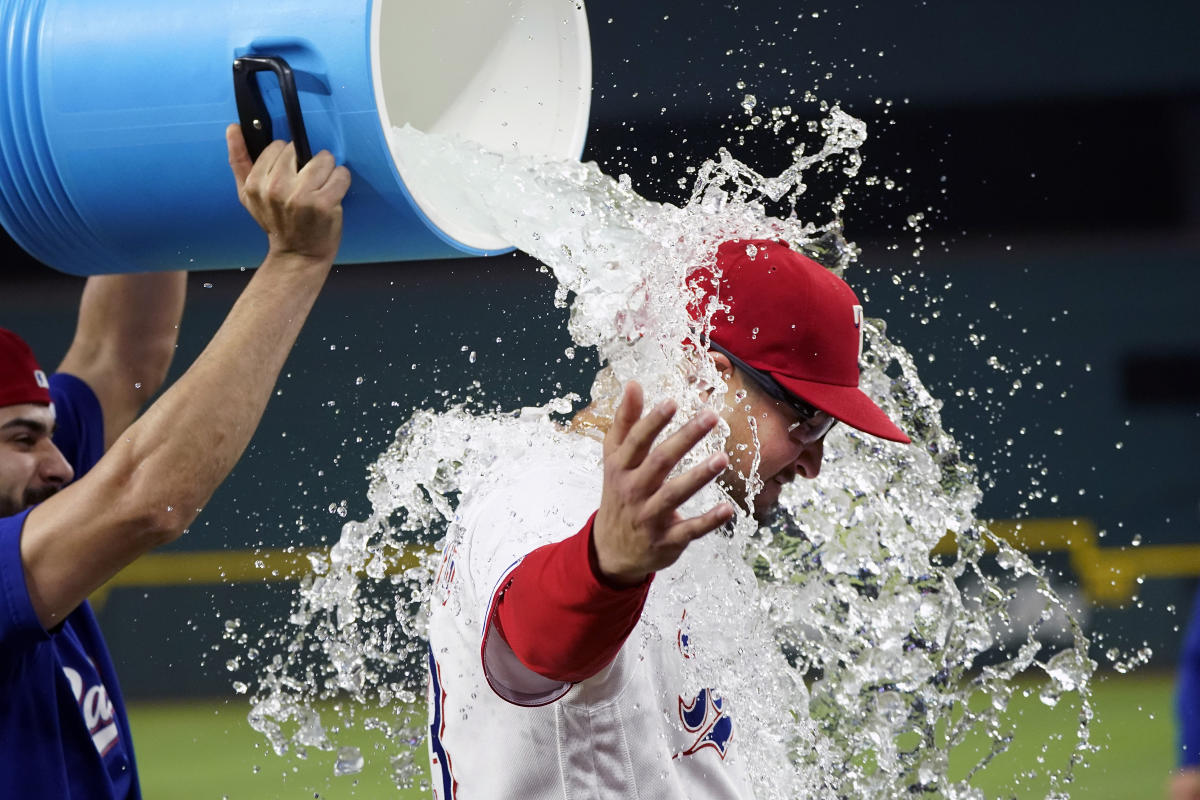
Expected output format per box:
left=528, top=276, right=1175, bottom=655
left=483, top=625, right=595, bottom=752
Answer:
left=852, top=305, right=864, bottom=361
left=33, top=369, right=49, bottom=389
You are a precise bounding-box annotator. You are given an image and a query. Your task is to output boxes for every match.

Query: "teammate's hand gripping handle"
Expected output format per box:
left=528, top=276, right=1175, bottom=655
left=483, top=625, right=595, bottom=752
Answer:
left=226, top=123, right=351, bottom=266
left=592, top=381, right=734, bottom=586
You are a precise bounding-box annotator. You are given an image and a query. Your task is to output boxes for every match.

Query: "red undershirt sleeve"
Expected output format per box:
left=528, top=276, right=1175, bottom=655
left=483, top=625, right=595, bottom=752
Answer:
left=490, top=511, right=653, bottom=684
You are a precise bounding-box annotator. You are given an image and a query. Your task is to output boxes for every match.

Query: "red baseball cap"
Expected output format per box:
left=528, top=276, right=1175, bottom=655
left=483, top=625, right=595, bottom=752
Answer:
left=0, top=328, right=52, bottom=408
left=690, top=239, right=910, bottom=444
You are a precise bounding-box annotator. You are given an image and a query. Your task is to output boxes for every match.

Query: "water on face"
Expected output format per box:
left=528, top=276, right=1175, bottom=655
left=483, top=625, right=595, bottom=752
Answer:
left=242, top=105, right=1094, bottom=798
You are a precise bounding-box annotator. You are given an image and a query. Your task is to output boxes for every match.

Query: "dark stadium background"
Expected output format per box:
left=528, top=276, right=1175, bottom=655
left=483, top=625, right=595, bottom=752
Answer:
left=3, top=0, right=1198, bottom=699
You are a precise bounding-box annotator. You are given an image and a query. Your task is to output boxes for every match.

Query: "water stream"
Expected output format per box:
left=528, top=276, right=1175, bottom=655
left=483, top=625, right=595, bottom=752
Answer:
left=240, top=101, right=1094, bottom=798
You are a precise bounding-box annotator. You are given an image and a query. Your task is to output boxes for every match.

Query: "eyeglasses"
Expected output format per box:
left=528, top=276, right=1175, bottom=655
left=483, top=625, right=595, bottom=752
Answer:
left=709, top=343, right=837, bottom=444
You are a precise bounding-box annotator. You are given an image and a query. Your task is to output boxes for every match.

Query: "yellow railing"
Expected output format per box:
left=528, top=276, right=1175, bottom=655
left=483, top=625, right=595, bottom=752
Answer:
left=89, top=518, right=1200, bottom=610
left=934, top=518, right=1200, bottom=606
left=88, top=545, right=431, bottom=610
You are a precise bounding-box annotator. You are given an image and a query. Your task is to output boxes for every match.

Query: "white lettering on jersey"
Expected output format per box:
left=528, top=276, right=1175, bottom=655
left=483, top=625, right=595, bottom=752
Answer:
left=63, top=665, right=120, bottom=757
left=852, top=305, right=865, bottom=362
left=63, top=665, right=84, bottom=700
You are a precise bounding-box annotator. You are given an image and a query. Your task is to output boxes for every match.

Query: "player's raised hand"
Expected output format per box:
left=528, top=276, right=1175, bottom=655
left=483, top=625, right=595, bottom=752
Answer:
left=592, top=381, right=734, bottom=586
left=226, top=123, right=351, bottom=265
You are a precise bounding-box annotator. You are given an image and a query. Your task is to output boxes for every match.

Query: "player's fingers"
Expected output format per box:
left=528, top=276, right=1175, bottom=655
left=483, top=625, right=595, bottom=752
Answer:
left=635, top=408, right=719, bottom=486
left=314, top=164, right=352, bottom=204
left=244, top=140, right=287, bottom=197
left=226, top=124, right=254, bottom=189
left=270, top=142, right=299, bottom=180
left=297, top=149, right=337, bottom=190
left=263, top=143, right=302, bottom=204
left=615, top=398, right=676, bottom=470
left=648, top=451, right=728, bottom=514
left=661, top=503, right=735, bottom=548
left=253, top=140, right=288, bottom=177
left=604, top=381, right=644, bottom=457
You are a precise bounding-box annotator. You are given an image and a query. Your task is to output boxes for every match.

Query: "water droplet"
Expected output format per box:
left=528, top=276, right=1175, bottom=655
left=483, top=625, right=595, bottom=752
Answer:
left=334, top=746, right=364, bottom=776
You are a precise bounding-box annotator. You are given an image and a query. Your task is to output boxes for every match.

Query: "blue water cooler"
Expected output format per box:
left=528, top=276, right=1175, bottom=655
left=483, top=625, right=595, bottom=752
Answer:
left=0, top=0, right=592, bottom=274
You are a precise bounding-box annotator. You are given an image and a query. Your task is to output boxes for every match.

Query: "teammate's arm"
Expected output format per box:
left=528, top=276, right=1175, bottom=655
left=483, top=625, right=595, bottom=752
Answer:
left=1173, top=588, right=1200, bottom=798
left=56, top=272, right=187, bottom=450
left=19, top=125, right=351, bottom=629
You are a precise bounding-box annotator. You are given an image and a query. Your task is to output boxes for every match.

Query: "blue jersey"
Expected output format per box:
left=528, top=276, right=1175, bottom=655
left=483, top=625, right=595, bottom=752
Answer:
left=1179, top=585, right=1200, bottom=767
left=0, top=374, right=140, bottom=798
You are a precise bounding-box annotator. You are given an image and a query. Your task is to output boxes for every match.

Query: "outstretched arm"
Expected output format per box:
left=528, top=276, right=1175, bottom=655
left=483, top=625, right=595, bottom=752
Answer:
left=492, top=381, right=733, bottom=685
left=19, top=125, right=352, bottom=628
left=56, top=272, right=186, bottom=450
left=1172, top=588, right=1200, bottom=798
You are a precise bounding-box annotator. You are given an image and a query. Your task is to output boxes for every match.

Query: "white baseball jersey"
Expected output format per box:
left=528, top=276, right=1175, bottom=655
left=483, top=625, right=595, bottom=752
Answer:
left=426, top=432, right=759, bottom=799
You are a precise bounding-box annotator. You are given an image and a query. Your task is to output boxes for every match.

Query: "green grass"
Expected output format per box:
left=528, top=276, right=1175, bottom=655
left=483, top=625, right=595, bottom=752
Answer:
left=129, top=698, right=427, bottom=799
left=955, top=671, right=1176, bottom=799
left=129, top=672, right=1178, bottom=799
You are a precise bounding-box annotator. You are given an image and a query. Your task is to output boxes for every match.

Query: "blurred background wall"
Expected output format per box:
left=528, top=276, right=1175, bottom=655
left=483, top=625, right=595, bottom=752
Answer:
left=2, top=0, right=1197, bottom=697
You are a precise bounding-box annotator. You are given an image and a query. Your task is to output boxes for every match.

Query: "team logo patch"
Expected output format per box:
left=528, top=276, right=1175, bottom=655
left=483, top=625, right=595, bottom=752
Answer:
left=33, top=369, right=49, bottom=389
left=676, top=610, right=692, bottom=659
left=674, top=611, right=733, bottom=759
left=674, top=688, right=734, bottom=760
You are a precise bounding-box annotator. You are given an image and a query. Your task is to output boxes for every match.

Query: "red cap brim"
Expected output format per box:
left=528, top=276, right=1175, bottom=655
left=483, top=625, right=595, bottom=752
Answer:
left=774, top=374, right=911, bottom=444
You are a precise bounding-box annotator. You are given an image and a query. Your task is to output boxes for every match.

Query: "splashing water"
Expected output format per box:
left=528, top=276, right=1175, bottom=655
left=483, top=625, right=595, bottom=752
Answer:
left=242, top=104, right=1094, bottom=797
